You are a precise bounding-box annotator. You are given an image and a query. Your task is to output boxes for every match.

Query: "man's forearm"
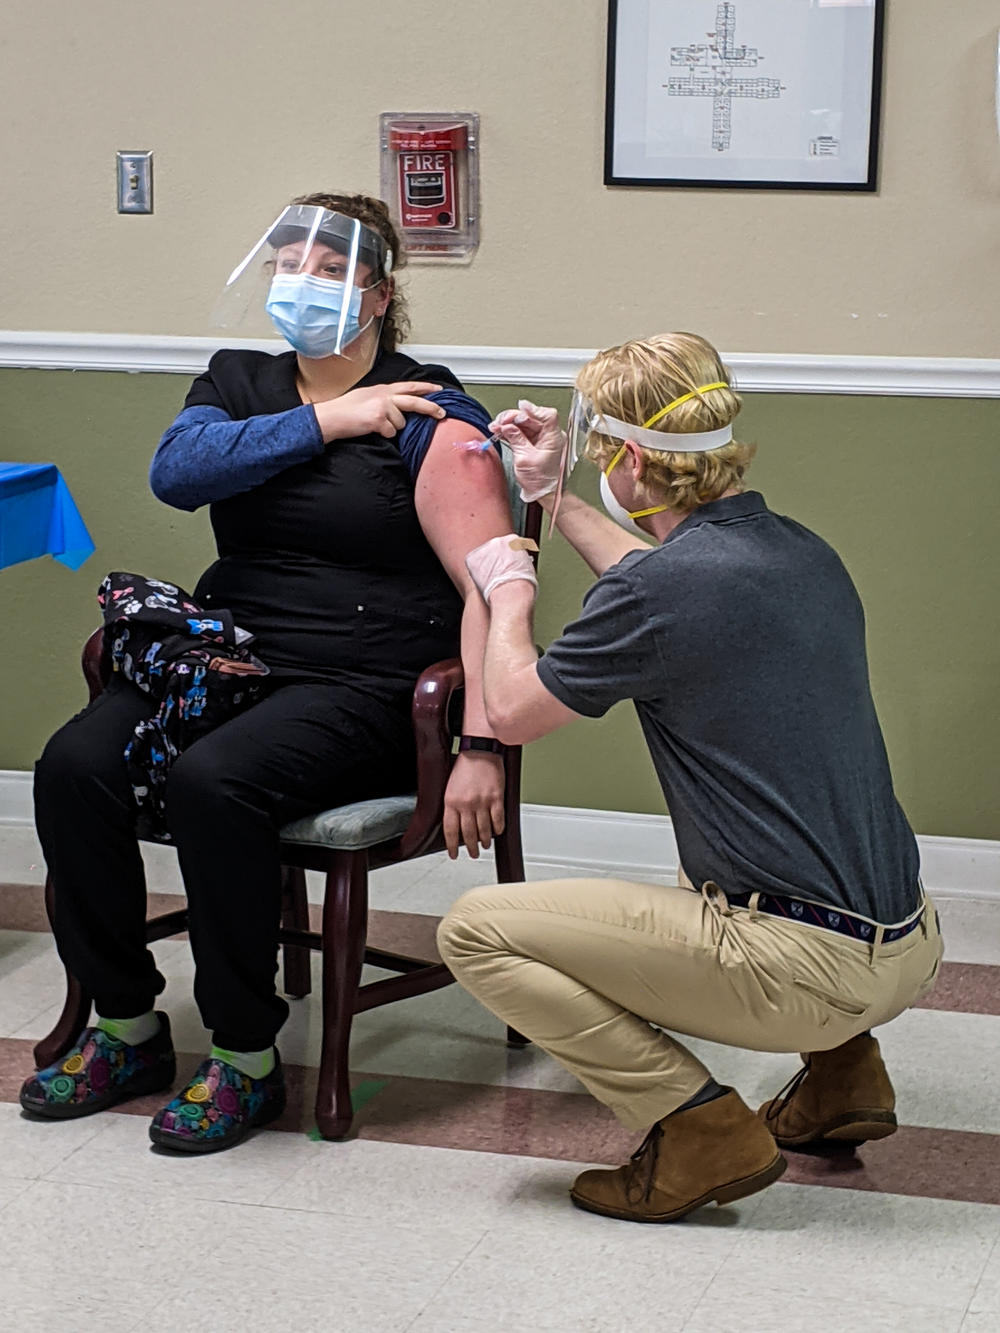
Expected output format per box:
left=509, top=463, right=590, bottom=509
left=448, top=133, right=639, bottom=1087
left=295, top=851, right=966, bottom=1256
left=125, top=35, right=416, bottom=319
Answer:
left=540, top=490, right=648, bottom=576
left=482, top=584, right=541, bottom=738
left=458, top=591, right=499, bottom=737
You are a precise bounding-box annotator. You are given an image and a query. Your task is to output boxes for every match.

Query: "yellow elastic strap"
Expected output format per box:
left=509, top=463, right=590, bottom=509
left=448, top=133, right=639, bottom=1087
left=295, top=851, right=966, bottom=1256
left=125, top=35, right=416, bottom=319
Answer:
left=604, top=443, right=628, bottom=476
left=604, top=444, right=669, bottom=520
left=643, top=381, right=729, bottom=430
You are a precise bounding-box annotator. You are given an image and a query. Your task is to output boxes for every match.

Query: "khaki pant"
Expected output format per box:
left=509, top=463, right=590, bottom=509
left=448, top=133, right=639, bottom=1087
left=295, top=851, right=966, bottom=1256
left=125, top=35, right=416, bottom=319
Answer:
left=437, top=876, right=943, bottom=1132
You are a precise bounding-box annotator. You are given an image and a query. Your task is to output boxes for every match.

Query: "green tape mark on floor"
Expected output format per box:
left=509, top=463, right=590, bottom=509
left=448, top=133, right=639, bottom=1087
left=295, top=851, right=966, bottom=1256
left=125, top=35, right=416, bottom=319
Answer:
left=350, top=1078, right=388, bottom=1111
left=306, top=1079, right=389, bottom=1140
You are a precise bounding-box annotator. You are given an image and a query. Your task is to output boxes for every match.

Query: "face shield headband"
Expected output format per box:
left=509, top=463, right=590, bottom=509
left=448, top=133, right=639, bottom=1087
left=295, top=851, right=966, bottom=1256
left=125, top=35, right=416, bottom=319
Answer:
left=568, top=380, right=733, bottom=474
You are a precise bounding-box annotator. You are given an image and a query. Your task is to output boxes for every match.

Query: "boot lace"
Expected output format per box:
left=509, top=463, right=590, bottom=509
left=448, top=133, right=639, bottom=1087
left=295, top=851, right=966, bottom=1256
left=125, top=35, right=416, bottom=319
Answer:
left=764, top=1058, right=812, bottom=1124
left=625, top=1122, right=664, bottom=1204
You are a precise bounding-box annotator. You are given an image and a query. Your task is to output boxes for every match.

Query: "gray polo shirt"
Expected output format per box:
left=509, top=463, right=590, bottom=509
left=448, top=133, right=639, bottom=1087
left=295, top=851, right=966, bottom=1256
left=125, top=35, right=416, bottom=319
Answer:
left=537, top=491, right=920, bottom=923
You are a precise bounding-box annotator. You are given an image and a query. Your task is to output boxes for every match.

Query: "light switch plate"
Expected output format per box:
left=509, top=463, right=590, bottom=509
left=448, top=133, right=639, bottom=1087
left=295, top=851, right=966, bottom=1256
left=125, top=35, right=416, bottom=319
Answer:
left=117, top=151, right=153, bottom=213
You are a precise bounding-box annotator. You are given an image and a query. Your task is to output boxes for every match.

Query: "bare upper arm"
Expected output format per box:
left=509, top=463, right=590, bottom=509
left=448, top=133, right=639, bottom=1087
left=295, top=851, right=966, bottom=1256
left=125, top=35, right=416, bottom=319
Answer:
left=414, top=419, right=513, bottom=590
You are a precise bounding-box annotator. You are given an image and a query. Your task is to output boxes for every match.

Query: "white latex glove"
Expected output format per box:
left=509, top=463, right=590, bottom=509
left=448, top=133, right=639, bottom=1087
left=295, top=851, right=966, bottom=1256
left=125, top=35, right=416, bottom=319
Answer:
left=465, top=534, right=539, bottom=604
left=489, top=399, right=567, bottom=502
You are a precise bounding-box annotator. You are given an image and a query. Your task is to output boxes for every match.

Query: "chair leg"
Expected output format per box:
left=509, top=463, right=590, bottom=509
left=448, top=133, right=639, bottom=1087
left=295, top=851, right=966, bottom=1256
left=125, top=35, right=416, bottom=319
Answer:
left=33, top=875, right=92, bottom=1069
left=280, top=866, right=312, bottom=999
left=495, top=740, right=528, bottom=880
left=493, top=816, right=526, bottom=887
left=314, top=850, right=368, bottom=1140
left=495, top=749, right=531, bottom=1050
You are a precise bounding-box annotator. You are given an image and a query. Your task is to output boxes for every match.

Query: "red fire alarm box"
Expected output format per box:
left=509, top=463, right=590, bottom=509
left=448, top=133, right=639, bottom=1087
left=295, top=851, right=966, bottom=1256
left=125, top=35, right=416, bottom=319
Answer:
left=379, top=112, right=479, bottom=262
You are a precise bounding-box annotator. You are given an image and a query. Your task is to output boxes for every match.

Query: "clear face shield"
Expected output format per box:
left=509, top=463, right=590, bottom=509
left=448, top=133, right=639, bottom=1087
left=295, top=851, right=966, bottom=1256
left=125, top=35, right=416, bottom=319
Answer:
left=213, top=205, right=393, bottom=362
left=566, top=391, right=602, bottom=477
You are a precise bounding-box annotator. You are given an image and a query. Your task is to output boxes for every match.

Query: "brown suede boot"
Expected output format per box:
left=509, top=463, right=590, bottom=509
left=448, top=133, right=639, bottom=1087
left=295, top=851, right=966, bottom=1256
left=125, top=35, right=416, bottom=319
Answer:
left=757, top=1032, right=897, bottom=1149
left=570, top=1089, right=786, bottom=1223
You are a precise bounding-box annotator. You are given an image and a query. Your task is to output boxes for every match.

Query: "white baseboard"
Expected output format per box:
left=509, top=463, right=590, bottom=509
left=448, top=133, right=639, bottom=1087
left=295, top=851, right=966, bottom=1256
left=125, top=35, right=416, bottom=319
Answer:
left=519, top=803, right=1000, bottom=903
left=1, top=770, right=996, bottom=902
left=0, top=771, right=33, bottom=826
left=2, top=331, right=1000, bottom=397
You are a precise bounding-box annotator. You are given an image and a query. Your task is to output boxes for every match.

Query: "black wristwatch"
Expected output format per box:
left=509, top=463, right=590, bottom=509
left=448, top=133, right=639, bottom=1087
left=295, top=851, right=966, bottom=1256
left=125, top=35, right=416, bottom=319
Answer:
left=458, top=735, right=507, bottom=755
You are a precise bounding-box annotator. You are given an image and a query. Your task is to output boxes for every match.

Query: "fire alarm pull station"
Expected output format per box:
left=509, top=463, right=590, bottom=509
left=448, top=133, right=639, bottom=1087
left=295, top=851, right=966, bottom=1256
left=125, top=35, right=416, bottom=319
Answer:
left=379, top=112, right=479, bottom=262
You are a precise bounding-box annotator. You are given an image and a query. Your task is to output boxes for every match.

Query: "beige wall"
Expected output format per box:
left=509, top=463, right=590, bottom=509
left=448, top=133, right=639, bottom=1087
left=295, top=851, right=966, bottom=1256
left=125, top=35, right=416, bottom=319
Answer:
left=2, top=0, right=999, bottom=355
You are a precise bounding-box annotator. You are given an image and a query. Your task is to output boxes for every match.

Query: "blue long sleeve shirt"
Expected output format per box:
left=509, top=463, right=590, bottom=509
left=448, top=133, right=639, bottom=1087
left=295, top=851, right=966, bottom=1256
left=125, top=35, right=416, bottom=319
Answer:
left=150, top=388, right=491, bottom=512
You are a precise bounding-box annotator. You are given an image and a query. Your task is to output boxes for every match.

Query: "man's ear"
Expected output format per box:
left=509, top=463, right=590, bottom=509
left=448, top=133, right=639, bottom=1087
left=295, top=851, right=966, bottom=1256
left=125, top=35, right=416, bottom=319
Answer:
left=624, top=439, right=646, bottom=482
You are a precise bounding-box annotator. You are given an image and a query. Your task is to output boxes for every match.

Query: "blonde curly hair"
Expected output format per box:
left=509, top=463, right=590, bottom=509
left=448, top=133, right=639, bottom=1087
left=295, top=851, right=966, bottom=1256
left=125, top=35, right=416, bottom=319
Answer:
left=576, top=332, right=755, bottom=514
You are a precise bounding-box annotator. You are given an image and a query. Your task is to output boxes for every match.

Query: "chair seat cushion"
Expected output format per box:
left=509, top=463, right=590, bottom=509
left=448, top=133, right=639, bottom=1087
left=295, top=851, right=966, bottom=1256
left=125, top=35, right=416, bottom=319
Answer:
left=279, top=793, right=417, bottom=850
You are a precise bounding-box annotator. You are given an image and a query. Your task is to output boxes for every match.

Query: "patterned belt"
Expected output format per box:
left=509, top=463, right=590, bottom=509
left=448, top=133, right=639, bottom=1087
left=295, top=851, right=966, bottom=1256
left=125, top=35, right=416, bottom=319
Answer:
left=723, top=890, right=925, bottom=945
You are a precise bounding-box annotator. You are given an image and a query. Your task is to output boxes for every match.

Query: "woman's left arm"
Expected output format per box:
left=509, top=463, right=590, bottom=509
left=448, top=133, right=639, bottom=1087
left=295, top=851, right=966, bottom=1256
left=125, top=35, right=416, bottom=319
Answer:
left=414, top=418, right=516, bottom=860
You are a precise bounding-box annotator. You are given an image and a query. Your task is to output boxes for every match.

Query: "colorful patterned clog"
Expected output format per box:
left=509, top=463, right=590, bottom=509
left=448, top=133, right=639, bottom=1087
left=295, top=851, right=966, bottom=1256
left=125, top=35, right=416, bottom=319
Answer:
left=149, top=1051, right=286, bottom=1154
left=20, top=1014, right=176, bottom=1119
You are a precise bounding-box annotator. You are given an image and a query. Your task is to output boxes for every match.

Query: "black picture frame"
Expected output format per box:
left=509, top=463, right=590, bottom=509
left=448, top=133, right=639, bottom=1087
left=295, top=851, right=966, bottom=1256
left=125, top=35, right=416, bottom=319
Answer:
left=605, top=0, right=885, bottom=192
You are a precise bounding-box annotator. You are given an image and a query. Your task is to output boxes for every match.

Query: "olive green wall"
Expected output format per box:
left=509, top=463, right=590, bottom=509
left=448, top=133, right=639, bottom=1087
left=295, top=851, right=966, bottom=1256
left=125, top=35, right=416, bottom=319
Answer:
left=1, top=369, right=997, bottom=840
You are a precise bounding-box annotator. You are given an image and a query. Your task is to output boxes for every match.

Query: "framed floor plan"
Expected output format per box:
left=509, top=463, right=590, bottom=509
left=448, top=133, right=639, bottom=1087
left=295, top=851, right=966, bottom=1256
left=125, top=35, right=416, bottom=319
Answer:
left=605, top=0, right=885, bottom=191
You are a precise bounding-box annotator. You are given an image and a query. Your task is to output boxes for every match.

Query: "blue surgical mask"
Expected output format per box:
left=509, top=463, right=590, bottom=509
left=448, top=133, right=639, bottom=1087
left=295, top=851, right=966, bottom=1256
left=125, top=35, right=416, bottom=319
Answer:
left=265, top=272, right=371, bottom=359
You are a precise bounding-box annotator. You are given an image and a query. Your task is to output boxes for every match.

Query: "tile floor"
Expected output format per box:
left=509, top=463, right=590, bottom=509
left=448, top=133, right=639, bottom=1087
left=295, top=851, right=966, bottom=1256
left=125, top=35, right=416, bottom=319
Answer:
left=0, top=823, right=998, bottom=1332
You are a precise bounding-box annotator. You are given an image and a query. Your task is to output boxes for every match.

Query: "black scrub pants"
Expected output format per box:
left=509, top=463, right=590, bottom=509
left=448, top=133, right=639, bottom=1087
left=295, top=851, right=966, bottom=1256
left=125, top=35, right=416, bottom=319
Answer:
left=34, top=675, right=415, bottom=1052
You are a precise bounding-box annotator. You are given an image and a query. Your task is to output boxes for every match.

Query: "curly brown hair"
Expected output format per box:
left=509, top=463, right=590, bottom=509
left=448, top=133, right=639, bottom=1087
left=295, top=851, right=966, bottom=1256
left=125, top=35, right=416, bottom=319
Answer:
left=291, top=192, right=409, bottom=354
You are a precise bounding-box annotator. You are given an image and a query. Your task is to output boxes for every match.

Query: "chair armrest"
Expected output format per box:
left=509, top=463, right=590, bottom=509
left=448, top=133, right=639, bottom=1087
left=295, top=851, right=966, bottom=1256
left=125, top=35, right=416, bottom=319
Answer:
left=523, top=497, right=543, bottom=548
left=82, top=627, right=110, bottom=701
left=397, top=655, right=464, bottom=860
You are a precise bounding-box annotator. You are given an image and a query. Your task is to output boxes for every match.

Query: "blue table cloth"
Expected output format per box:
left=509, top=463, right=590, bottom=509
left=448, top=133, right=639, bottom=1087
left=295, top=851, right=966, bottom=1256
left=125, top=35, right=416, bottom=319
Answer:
left=0, top=463, right=95, bottom=571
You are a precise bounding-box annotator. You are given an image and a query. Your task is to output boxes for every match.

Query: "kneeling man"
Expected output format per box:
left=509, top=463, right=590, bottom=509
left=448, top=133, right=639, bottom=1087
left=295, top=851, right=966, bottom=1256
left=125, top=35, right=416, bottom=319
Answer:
left=438, top=332, right=942, bottom=1224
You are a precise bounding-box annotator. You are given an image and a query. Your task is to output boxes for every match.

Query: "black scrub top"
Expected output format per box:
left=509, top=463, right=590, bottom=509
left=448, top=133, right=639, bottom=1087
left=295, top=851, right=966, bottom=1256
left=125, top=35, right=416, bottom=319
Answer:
left=186, top=347, right=465, bottom=696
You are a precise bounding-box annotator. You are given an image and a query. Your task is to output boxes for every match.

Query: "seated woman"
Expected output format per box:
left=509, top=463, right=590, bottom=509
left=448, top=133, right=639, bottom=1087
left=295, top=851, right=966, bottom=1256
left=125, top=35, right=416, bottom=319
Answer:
left=21, top=192, right=512, bottom=1153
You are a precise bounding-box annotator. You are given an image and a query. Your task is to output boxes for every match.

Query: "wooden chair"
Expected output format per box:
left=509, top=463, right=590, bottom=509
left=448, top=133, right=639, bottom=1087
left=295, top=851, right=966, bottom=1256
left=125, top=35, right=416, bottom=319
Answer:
left=34, top=469, right=540, bottom=1140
